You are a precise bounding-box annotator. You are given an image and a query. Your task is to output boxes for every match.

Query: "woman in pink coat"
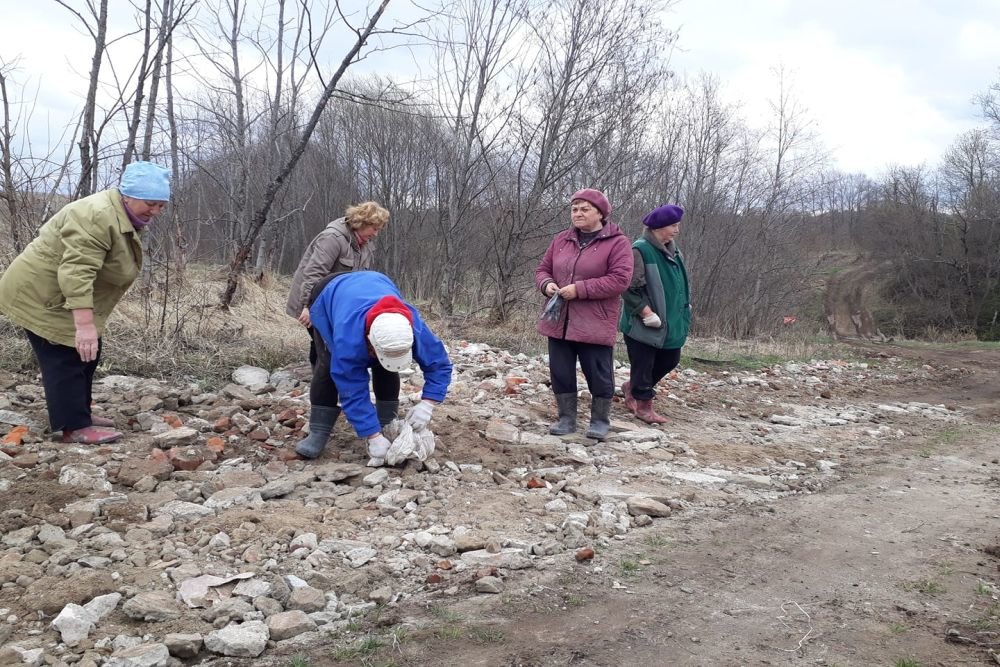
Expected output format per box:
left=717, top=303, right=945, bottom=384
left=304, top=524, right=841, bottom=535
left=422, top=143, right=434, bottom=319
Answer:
left=535, top=189, right=633, bottom=440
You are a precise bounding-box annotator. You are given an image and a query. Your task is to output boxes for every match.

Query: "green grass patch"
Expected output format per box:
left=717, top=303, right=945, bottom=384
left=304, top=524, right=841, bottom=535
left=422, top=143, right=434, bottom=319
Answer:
left=469, top=626, right=506, bottom=644
left=430, top=605, right=463, bottom=623
left=976, top=582, right=997, bottom=596
left=974, top=601, right=1000, bottom=630
left=434, top=625, right=465, bottom=640
left=644, top=535, right=670, bottom=548
left=901, top=579, right=945, bottom=596
left=617, top=558, right=641, bottom=577
left=894, top=659, right=921, bottom=667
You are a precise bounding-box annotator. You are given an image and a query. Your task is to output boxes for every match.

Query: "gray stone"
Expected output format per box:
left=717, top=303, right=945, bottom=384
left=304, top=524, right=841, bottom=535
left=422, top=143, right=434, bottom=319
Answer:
left=164, top=633, right=203, bottom=659
left=312, top=463, right=365, bottom=481
left=346, top=547, right=377, bottom=568
left=36, top=524, right=66, bottom=543
left=155, top=500, right=215, bottom=521
left=153, top=427, right=199, bottom=447
left=544, top=499, right=568, bottom=513
left=204, top=487, right=263, bottom=510
left=122, top=591, right=182, bottom=622
left=202, top=598, right=254, bottom=624
left=83, top=593, right=121, bottom=621
left=51, top=603, right=95, bottom=646
left=232, top=366, right=270, bottom=387
left=59, top=463, right=112, bottom=492
left=460, top=548, right=534, bottom=570
left=286, top=586, right=325, bottom=613
left=362, top=468, right=390, bottom=487
left=485, top=419, right=519, bottom=444
left=625, top=496, right=672, bottom=518
left=266, top=610, right=316, bottom=640
left=429, top=536, right=457, bottom=557
left=289, top=533, right=318, bottom=551
left=259, top=478, right=297, bottom=499
left=204, top=621, right=269, bottom=657
left=475, top=576, right=505, bottom=594
left=233, top=579, right=271, bottom=599
left=253, top=596, right=284, bottom=617
left=368, top=587, right=393, bottom=605
left=104, top=643, right=171, bottom=667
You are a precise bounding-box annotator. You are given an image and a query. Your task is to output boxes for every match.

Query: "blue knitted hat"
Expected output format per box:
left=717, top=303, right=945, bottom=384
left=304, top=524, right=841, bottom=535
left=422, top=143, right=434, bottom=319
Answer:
left=119, top=161, right=171, bottom=201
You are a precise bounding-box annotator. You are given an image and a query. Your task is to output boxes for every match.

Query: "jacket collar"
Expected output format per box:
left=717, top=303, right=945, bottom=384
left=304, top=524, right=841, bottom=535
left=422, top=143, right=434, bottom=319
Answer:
left=642, top=228, right=677, bottom=258
left=111, top=189, right=138, bottom=235
left=330, top=217, right=362, bottom=251
left=562, top=220, right=623, bottom=242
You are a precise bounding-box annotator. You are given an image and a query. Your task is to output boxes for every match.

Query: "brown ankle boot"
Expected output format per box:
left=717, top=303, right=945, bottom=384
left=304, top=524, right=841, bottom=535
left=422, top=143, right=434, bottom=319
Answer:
left=634, top=399, right=668, bottom=424
left=621, top=382, right=637, bottom=414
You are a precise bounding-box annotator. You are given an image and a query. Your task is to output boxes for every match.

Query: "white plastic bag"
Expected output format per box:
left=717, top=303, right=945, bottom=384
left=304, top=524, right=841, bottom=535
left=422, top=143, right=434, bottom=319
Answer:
left=384, top=420, right=436, bottom=466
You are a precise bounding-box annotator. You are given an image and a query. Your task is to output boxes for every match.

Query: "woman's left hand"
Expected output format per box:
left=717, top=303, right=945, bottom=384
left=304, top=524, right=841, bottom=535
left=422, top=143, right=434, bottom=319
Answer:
left=75, top=323, right=99, bottom=362
left=558, top=284, right=578, bottom=300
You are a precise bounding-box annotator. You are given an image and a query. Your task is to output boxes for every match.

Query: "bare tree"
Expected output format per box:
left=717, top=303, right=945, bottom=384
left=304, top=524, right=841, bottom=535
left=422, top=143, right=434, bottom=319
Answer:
left=220, top=0, right=393, bottom=307
left=485, top=0, right=673, bottom=319
left=55, top=0, right=109, bottom=198
left=429, top=0, right=529, bottom=313
left=0, top=62, right=21, bottom=254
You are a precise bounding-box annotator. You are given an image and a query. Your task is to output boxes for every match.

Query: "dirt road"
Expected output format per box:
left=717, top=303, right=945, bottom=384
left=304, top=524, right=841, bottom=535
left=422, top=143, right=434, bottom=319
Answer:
left=274, top=341, right=1000, bottom=667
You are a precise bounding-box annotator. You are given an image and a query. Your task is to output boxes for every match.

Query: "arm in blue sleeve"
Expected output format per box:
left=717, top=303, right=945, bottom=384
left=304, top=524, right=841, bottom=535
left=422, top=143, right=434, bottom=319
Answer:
left=413, top=325, right=452, bottom=402
left=331, top=351, right=381, bottom=438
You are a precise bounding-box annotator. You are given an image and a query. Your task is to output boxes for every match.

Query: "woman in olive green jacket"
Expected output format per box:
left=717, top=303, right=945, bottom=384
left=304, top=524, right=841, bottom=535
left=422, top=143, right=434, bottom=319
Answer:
left=619, top=204, right=691, bottom=424
left=0, top=161, right=171, bottom=444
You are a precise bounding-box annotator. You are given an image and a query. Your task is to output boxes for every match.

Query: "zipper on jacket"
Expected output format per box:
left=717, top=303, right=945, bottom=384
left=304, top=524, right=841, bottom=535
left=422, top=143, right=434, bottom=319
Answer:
left=560, top=229, right=608, bottom=339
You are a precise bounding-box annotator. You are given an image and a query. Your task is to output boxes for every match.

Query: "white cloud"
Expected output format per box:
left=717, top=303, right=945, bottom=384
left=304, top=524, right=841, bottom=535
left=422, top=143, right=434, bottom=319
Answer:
left=722, top=25, right=957, bottom=172
left=957, top=21, right=1000, bottom=61
left=668, top=0, right=996, bottom=175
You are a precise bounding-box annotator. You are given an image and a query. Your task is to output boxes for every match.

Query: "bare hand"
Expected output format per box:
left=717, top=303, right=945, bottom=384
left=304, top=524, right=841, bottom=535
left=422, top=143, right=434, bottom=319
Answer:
left=558, top=283, right=578, bottom=300
left=544, top=282, right=559, bottom=297
left=75, top=323, right=99, bottom=362
left=298, top=307, right=311, bottom=327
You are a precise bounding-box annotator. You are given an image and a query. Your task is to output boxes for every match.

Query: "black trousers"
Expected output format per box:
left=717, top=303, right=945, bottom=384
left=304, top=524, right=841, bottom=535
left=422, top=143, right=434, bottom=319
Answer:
left=309, top=326, right=399, bottom=408
left=547, top=337, right=613, bottom=398
left=24, top=330, right=101, bottom=432
left=624, top=335, right=681, bottom=400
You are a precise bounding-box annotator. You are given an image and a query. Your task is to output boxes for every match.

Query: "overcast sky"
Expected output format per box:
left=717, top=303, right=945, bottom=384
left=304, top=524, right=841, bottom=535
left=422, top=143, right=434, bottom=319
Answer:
left=667, top=0, right=1000, bottom=174
left=2, top=0, right=999, bottom=177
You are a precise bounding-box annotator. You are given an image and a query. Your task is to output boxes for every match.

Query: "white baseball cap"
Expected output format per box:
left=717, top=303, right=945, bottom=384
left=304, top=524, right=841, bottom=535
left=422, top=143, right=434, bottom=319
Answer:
left=368, top=312, right=414, bottom=372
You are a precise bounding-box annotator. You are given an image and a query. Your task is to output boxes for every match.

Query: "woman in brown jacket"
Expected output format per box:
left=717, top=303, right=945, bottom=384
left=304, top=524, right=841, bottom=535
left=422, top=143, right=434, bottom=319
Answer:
left=286, top=201, right=390, bottom=457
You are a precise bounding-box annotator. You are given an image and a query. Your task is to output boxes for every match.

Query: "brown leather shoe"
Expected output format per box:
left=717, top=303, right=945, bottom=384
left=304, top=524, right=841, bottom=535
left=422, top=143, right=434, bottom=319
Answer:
left=634, top=399, right=668, bottom=424
left=62, top=426, right=123, bottom=444
left=621, top=381, right=637, bottom=414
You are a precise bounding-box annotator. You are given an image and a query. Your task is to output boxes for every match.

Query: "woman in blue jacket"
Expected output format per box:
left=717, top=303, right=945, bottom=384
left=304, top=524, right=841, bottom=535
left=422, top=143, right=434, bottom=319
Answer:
left=296, top=271, right=452, bottom=462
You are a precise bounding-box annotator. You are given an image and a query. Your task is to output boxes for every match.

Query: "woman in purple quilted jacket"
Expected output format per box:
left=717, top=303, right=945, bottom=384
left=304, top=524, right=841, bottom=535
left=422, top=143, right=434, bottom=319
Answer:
left=535, top=189, right=633, bottom=440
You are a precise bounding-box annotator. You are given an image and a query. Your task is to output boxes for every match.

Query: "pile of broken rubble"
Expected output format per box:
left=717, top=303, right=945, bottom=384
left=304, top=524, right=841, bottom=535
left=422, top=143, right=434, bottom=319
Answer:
left=0, top=341, right=963, bottom=665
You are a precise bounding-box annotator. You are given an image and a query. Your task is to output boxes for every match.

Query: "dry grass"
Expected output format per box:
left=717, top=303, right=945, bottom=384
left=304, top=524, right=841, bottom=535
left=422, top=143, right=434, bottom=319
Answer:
left=0, top=265, right=308, bottom=389
left=0, top=263, right=871, bottom=388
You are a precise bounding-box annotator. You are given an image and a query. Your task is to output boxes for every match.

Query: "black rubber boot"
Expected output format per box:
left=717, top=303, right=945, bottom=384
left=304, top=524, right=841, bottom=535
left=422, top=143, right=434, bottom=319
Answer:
left=295, top=405, right=340, bottom=459
left=548, top=393, right=578, bottom=435
left=584, top=396, right=612, bottom=441
left=375, top=400, right=399, bottom=427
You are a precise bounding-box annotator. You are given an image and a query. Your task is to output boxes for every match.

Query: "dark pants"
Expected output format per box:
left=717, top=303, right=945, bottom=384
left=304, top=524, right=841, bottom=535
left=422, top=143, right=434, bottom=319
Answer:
left=547, top=337, right=613, bottom=398
left=24, top=330, right=101, bottom=432
left=625, top=335, right=681, bottom=400
left=309, top=327, right=399, bottom=407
